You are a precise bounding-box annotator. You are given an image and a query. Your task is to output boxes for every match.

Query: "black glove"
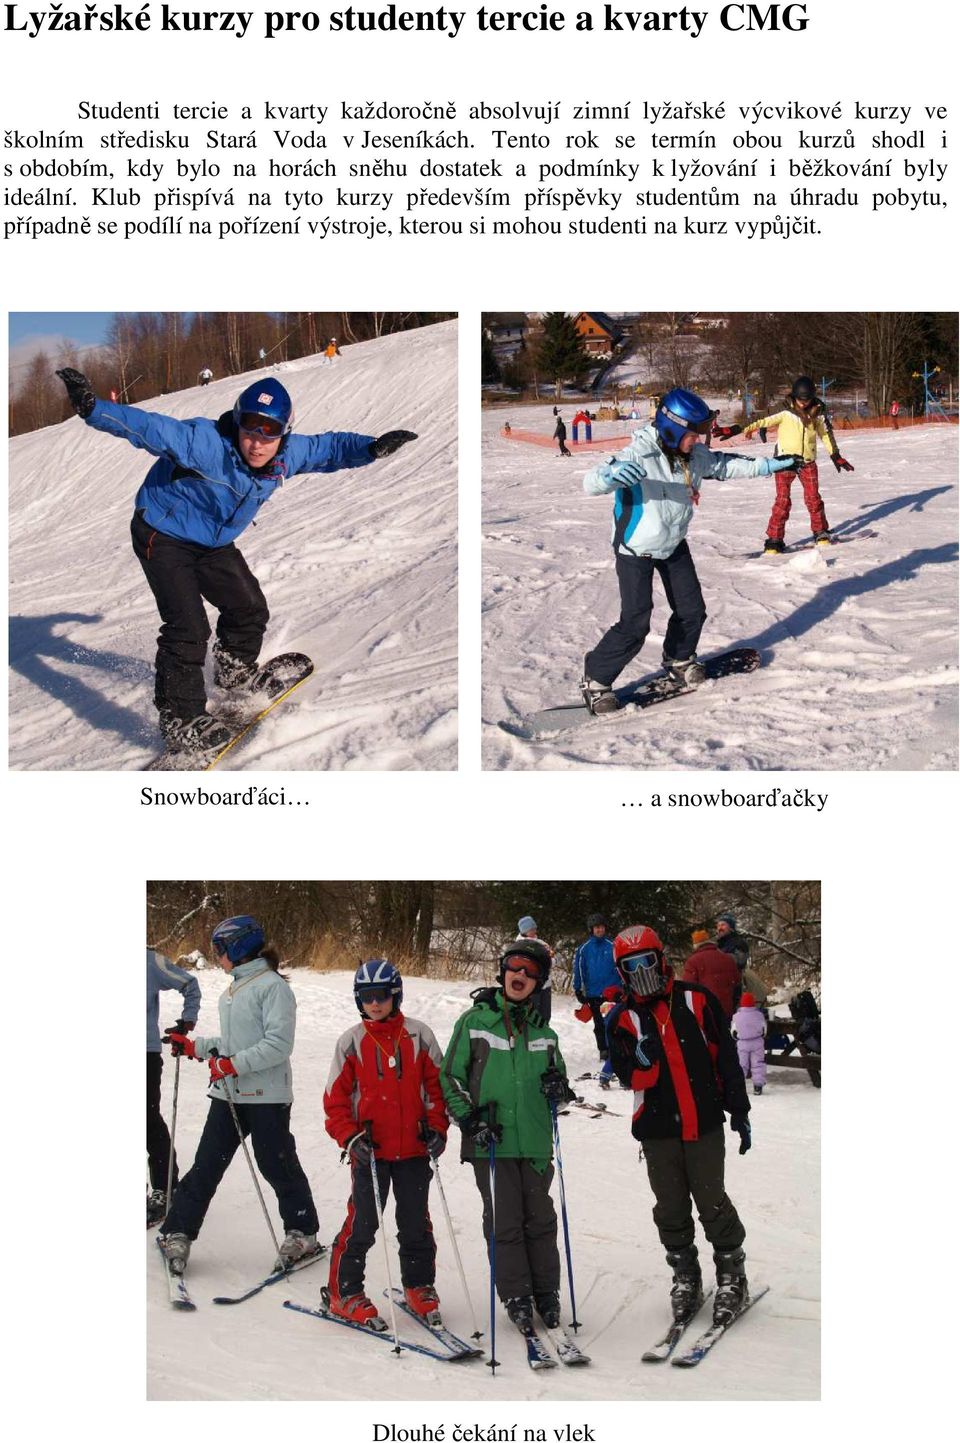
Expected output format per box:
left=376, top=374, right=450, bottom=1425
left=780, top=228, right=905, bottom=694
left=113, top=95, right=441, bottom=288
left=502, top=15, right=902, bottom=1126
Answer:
left=540, top=1066, right=575, bottom=1106
left=832, top=454, right=855, bottom=472
left=370, top=429, right=417, bottom=459
left=344, top=1132, right=374, bottom=1166
left=758, top=426, right=768, bottom=443
left=730, top=1113, right=752, bottom=1155
left=56, top=367, right=96, bottom=418
left=463, top=1112, right=503, bottom=1149
left=423, top=1128, right=446, bottom=1160
left=163, top=1021, right=195, bottom=1053
left=173, top=1018, right=196, bottom=1033
left=574, top=989, right=586, bottom=1004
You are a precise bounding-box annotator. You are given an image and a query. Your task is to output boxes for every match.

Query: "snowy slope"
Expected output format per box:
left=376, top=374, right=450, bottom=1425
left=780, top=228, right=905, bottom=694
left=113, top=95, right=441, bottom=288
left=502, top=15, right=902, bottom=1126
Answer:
left=483, top=409, right=958, bottom=770
left=148, top=968, right=820, bottom=1402
left=9, top=321, right=458, bottom=770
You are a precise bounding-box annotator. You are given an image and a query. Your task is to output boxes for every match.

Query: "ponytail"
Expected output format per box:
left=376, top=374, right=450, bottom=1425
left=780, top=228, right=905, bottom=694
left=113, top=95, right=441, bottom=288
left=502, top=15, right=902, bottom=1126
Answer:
left=260, top=944, right=288, bottom=978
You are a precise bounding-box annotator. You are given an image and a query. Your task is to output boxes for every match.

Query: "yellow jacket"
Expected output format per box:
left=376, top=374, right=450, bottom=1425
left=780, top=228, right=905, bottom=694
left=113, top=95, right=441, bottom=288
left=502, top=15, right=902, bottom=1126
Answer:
left=743, top=403, right=838, bottom=464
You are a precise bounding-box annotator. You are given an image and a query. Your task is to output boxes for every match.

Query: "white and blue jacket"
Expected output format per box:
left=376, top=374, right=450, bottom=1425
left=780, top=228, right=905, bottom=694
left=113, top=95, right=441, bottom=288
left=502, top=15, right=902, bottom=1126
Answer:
left=192, top=958, right=297, bottom=1105
left=584, top=423, right=765, bottom=561
left=147, top=948, right=201, bottom=1052
left=85, top=398, right=376, bottom=548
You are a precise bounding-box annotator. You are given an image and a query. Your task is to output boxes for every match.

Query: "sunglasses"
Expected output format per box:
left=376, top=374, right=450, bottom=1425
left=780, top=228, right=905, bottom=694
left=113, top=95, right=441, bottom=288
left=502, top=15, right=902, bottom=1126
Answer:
left=238, top=412, right=284, bottom=439
left=504, top=959, right=541, bottom=981
left=620, top=950, right=661, bottom=973
left=359, top=986, right=394, bottom=1004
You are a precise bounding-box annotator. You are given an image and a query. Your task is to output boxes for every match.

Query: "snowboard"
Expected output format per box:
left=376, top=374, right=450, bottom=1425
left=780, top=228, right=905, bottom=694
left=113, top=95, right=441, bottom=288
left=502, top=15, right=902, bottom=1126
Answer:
left=498, top=647, right=761, bottom=742
left=143, top=653, right=315, bottom=772
left=740, top=528, right=878, bottom=559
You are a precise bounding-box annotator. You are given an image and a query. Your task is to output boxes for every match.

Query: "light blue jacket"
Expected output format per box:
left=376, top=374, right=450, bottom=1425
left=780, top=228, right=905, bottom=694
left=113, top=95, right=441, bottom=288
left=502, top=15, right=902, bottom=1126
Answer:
left=85, top=398, right=376, bottom=548
left=572, top=935, right=618, bottom=997
left=147, top=949, right=201, bottom=1052
left=192, top=958, right=297, bottom=1105
left=584, top=423, right=766, bottom=561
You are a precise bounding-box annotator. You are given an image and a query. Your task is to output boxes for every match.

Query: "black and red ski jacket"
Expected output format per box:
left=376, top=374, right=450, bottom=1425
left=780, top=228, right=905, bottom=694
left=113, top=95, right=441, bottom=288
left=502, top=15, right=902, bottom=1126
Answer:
left=607, top=979, right=749, bottom=1142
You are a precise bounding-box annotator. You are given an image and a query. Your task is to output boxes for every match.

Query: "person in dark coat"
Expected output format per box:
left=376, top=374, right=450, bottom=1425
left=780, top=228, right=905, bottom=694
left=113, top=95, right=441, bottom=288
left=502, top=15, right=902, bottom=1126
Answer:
left=716, top=913, right=750, bottom=972
left=553, top=416, right=572, bottom=457
left=682, top=929, right=741, bottom=1020
left=606, top=925, right=753, bottom=1330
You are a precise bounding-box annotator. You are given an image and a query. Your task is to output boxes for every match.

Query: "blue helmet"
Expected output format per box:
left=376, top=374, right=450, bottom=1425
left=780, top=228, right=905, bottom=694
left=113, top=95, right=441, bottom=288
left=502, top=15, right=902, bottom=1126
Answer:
left=211, top=915, right=265, bottom=964
left=233, top=378, right=294, bottom=437
left=654, top=388, right=715, bottom=451
left=354, top=959, right=403, bottom=1015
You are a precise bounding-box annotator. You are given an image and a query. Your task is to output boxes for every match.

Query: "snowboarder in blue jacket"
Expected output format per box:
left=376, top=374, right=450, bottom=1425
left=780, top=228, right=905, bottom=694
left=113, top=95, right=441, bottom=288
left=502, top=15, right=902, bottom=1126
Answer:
left=55, top=367, right=416, bottom=753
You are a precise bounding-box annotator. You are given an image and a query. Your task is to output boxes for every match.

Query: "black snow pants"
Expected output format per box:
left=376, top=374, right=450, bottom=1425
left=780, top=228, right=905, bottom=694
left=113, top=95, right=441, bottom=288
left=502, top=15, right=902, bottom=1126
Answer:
left=160, top=1099, right=318, bottom=1242
left=584, top=539, right=707, bottom=688
left=641, top=1126, right=746, bottom=1257
left=131, top=510, right=269, bottom=718
left=146, top=1051, right=178, bottom=1193
left=328, top=1156, right=436, bottom=1299
left=471, top=1158, right=560, bottom=1302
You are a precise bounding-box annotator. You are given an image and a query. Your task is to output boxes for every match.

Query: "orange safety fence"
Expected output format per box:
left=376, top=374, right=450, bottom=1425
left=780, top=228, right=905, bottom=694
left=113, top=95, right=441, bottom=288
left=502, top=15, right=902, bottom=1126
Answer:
left=828, top=414, right=957, bottom=430
left=499, top=427, right=633, bottom=450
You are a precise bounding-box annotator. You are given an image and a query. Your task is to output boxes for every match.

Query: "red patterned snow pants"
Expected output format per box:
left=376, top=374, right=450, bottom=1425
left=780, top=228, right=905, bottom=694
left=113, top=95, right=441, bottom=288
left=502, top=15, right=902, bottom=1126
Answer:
left=766, top=461, right=829, bottom=540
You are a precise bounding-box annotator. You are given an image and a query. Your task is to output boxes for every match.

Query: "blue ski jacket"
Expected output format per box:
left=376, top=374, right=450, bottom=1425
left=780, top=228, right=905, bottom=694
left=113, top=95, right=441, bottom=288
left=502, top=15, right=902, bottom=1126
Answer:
left=147, top=948, right=201, bottom=1052
left=85, top=398, right=376, bottom=548
left=572, top=935, right=618, bottom=997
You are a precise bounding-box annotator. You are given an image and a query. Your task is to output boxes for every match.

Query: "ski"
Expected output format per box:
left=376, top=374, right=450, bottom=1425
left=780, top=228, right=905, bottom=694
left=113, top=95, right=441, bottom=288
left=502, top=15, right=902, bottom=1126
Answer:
left=642, top=1289, right=714, bottom=1362
left=671, top=1285, right=770, bottom=1367
left=508, top=1317, right=557, bottom=1370
left=283, top=1300, right=477, bottom=1363
left=156, top=1237, right=195, bottom=1311
left=212, top=1245, right=327, bottom=1305
left=385, top=1289, right=484, bottom=1359
left=570, top=1098, right=620, bottom=1118
left=543, top=1324, right=590, bottom=1365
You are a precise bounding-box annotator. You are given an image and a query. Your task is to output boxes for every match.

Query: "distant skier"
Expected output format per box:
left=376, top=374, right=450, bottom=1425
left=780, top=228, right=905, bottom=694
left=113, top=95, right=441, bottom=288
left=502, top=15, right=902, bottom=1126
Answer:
left=146, top=947, right=201, bottom=1227
left=441, top=940, right=576, bottom=1336
left=605, top=925, right=754, bottom=1331
left=732, top=993, right=767, bottom=1095
left=572, top=913, right=618, bottom=1080
left=158, top=916, right=321, bottom=1278
left=198, top=367, right=213, bottom=387
left=728, top=375, right=855, bottom=553
left=322, top=961, right=448, bottom=1329
left=554, top=416, right=572, bottom=457
left=321, top=338, right=340, bottom=366
left=55, top=366, right=416, bottom=754
left=889, top=399, right=900, bottom=431
left=580, top=387, right=801, bottom=715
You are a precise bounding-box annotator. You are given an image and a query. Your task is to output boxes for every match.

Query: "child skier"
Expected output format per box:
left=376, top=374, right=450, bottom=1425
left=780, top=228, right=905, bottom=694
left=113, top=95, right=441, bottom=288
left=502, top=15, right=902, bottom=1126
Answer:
left=580, top=387, right=802, bottom=714
left=733, top=375, right=854, bottom=553
left=322, top=961, right=449, bottom=1329
left=440, top=940, right=575, bottom=1335
left=55, top=366, right=416, bottom=754
left=732, top=992, right=767, bottom=1095
left=605, top=925, right=753, bottom=1330
left=158, top=916, right=320, bottom=1276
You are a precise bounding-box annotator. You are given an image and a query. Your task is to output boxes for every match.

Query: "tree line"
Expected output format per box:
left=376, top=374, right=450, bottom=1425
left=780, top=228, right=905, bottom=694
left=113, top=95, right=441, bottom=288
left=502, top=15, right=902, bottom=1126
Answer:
left=9, top=312, right=455, bottom=437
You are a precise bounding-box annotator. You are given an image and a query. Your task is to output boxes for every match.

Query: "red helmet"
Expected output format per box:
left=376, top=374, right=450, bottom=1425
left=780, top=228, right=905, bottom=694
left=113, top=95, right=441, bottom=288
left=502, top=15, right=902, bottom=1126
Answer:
left=613, top=926, right=668, bottom=998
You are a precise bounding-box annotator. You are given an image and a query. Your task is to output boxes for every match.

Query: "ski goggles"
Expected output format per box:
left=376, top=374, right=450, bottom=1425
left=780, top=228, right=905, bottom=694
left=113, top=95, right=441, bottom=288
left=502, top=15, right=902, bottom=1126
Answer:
left=503, top=957, right=542, bottom=981
left=238, top=412, right=285, bottom=438
left=620, top=950, right=664, bottom=997
left=358, top=986, right=394, bottom=1004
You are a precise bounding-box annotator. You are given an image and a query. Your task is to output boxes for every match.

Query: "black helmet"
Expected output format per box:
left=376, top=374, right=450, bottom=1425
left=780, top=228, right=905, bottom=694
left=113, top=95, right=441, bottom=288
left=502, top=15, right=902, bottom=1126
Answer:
left=586, top=913, right=608, bottom=931
left=498, top=939, right=552, bottom=986
left=791, top=376, right=817, bottom=404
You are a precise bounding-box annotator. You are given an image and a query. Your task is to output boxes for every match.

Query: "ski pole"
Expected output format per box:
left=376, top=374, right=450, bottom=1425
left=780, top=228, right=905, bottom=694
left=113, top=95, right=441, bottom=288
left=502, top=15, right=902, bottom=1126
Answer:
left=420, top=1121, right=482, bottom=1340
left=486, top=1102, right=499, bottom=1373
left=365, top=1121, right=402, bottom=1354
left=548, top=1046, right=581, bottom=1331
left=164, top=1052, right=181, bottom=1213
left=209, top=1048, right=281, bottom=1258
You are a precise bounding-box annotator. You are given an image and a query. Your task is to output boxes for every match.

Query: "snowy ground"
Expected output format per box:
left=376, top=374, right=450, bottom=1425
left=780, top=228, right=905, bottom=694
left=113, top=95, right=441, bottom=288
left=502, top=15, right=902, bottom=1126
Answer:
left=482, top=408, right=958, bottom=770
left=9, top=321, right=457, bottom=770
left=148, top=968, right=820, bottom=1402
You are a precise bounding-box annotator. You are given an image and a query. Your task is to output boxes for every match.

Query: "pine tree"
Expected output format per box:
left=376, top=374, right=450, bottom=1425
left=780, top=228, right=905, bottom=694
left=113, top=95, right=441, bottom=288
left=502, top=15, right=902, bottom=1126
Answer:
left=535, top=312, right=591, bottom=400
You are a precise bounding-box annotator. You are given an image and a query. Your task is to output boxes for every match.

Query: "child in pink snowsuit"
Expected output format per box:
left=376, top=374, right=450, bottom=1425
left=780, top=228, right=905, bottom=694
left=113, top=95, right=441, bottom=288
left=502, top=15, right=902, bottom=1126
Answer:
left=732, top=993, right=767, bottom=1095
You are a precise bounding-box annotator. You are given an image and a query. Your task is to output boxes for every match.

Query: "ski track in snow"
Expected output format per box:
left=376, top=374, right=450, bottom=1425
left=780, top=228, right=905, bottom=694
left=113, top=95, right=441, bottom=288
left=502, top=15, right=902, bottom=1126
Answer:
left=482, top=409, right=958, bottom=771
left=9, top=322, right=458, bottom=771
left=148, top=969, right=820, bottom=1401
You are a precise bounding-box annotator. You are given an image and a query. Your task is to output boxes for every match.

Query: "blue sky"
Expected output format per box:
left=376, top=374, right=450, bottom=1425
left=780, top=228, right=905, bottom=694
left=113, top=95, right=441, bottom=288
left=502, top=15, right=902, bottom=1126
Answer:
left=8, top=312, right=117, bottom=348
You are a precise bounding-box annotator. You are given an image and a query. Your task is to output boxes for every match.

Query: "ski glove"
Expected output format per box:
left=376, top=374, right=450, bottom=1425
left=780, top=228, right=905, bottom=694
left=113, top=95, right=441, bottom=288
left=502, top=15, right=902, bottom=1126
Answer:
left=758, top=454, right=803, bottom=476
left=608, top=459, right=646, bottom=489
left=832, top=454, right=855, bottom=472
left=730, top=1112, right=752, bottom=1155
left=208, top=1055, right=237, bottom=1083
left=370, top=429, right=417, bottom=459
left=758, top=426, right=768, bottom=443
left=55, top=367, right=96, bottom=419
left=540, top=1066, right=575, bottom=1106
left=422, top=1128, right=446, bottom=1160
left=711, top=423, right=742, bottom=440
left=163, top=1031, right=197, bottom=1060
left=344, top=1132, right=374, bottom=1166
left=173, top=1018, right=196, bottom=1033
left=463, top=1112, right=503, bottom=1149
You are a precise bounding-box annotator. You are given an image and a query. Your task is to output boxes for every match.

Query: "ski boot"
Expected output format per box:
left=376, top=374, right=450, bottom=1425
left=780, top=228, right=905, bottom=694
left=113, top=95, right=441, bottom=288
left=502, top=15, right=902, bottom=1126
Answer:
left=812, top=530, right=832, bottom=548
left=713, top=1248, right=749, bottom=1326
left=212, top=642, right=258, bottom=692
left=763, top=537, right=785, bottom=555
left=403, top=1284, right=443, bottom=1324
left=754, top=1084, right=764, bottom=1095
left=534, top=1290, right=561, bottom=1329
left=147, top=1189, right=167, bottom=1228
left=504, top=1295, right=536, bottom=1332
left=158, top=709, right=233, bottom=755
left=598, top=1056, right=615, bottom=1087
left=277, top=1230, right=320, bottom=1268
left=158, top=1232, right=191, bottom=1275
left=666, top=1245, right=704, bottom=1323
left=324, top=1287, right=387, bottom=1331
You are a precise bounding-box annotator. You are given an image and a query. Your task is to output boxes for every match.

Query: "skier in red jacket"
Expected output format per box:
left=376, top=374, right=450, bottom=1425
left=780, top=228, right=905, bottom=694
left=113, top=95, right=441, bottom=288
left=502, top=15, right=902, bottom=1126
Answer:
left=322, top=961, right=448, bottom=1330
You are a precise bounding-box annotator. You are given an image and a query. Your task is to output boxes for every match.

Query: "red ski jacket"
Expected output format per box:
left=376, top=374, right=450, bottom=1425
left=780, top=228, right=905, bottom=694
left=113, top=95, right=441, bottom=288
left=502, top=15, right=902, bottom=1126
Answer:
left=682, top=941, right=741, bottom=1019
left=323, top=1011, right=449, bottom=1161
